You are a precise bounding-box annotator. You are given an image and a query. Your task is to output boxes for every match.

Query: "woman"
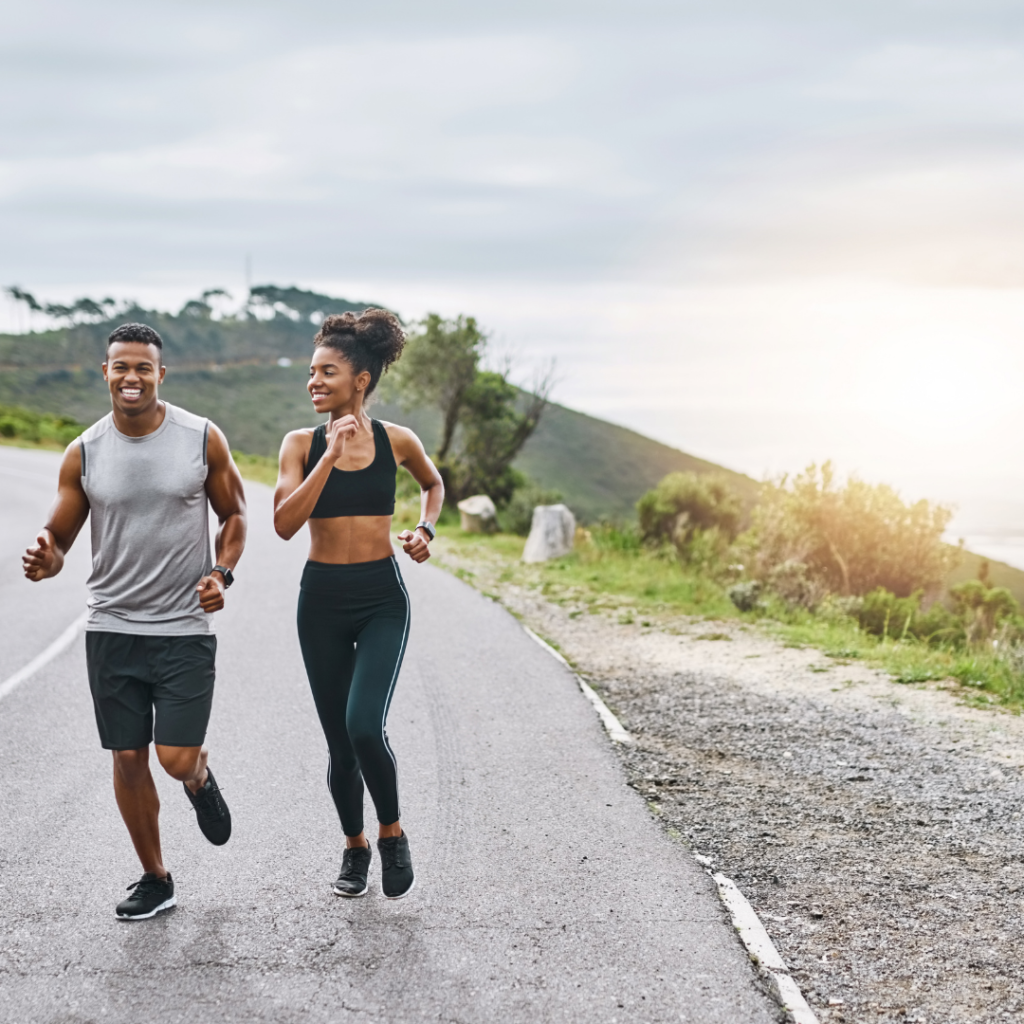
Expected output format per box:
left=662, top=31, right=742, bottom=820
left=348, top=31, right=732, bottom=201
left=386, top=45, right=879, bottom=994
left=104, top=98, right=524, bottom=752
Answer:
left=274, top=309, right=443, bottom=900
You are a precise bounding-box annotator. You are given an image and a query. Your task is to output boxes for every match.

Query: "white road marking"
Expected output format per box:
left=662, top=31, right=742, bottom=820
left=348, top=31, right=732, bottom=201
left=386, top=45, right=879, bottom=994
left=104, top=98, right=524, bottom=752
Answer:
left=522, top=626, right=632, bottom=744
left=713, top=872, right=820, bottom=1024
left=0, top=611, right=87, bottom=703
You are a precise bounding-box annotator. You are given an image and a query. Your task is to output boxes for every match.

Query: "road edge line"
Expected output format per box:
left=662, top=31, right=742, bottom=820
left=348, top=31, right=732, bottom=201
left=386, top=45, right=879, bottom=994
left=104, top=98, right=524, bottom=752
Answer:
left=519, top=625, right=817, bottom=1023
left=713, top=872, right=820, bottom=1024
left=0, top=611, right=87, bottom=703
left=522, top=626, right=632, bottom=744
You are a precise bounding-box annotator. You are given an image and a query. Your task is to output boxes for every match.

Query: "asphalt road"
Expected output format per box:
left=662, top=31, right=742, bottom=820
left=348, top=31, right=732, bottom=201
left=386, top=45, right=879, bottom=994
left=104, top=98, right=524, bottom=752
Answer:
left=0, top=445, right=777, bottom=1024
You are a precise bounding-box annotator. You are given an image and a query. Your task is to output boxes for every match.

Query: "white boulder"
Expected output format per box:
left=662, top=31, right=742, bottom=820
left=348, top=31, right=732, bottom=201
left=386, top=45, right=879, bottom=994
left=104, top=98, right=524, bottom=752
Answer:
left=457, top=494, right=497, bottom=533
left=522, top=504, right=576, bottom=563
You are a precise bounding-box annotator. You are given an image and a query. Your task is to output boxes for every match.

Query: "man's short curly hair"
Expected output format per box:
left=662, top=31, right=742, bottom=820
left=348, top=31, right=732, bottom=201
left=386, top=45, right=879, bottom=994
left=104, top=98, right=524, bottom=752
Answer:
left=313, top=308, right=405, bottom=396
left=107, top=322, right=163, bottom=356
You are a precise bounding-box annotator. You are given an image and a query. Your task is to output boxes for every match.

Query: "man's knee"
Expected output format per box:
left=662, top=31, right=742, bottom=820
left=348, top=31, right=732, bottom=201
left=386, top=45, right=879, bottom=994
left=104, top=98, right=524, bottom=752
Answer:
left=155, top=744, right=202, bottom=781
left=112, top=747, right=150, bottom=785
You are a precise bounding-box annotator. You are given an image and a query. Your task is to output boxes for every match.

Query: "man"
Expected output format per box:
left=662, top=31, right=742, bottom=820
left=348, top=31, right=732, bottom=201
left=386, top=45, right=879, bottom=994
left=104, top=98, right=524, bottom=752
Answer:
left=23, top=322, right=247, bottom=920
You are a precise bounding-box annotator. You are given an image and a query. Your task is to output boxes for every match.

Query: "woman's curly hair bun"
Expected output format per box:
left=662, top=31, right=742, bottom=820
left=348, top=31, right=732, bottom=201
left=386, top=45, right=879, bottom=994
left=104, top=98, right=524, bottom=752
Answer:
left=313, top=308, right=406, bottom=396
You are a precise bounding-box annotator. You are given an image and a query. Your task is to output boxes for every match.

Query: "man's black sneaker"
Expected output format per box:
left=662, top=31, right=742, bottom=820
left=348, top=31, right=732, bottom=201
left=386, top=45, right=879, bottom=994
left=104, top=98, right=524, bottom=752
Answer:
left=333, top=844, right=372, bottom=897
left=377, top=832, right=415, bottom=899
left=116, top=872, right=176, bottom=920
left=183, top=765, right=231, bottom=846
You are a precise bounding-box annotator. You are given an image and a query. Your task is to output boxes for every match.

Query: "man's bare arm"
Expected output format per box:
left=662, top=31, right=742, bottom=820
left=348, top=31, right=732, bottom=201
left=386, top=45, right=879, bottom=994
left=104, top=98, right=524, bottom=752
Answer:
left=23, top=441, right=90, bottom=582
left=197, top=424, right=248, bottom=613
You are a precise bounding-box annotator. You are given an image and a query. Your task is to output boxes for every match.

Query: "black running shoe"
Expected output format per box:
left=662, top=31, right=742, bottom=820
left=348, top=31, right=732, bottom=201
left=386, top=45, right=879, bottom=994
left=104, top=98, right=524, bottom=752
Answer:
left=116, top=872, right=176, bottom=920
left=333, top=844, right=372, bottom=897
left=377, top=832, right=415, bottom=899
left=183, top=765, right=231, bottom=846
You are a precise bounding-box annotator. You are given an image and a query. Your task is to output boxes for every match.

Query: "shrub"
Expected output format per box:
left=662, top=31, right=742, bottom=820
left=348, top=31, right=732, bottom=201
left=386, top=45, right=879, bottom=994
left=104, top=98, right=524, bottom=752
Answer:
left=0, top=404, right=84, bottom=445
left=637, top=472, right=742, bottom=567
left=746, top=462, right=956, bottom=597
left=856, top=588, right=922, bottom=640
left=728, top=580, right=762, bottom=612
left=766, top=559, right=826, bottom=610
left=949, top=581, right=1024, bottom=645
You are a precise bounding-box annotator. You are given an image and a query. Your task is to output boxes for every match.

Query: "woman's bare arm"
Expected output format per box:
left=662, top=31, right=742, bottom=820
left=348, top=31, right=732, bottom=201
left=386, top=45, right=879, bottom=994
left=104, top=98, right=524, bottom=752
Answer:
left=273, top=417, right=360, bottom=540
left=385, top=424, right=445, bottom=563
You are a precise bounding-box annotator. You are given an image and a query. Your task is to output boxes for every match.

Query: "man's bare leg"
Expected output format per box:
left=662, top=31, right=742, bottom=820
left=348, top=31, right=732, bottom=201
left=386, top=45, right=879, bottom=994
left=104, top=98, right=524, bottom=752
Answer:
left=157, top=744, right=231, bottom=846
left=112, top=747, right=167, bottom=878
left=155, top=744, right=208, bottom=793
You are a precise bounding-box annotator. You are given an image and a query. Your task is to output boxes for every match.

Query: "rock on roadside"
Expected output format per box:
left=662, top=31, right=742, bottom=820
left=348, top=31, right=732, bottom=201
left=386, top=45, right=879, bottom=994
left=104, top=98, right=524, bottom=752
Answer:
left=522, top=504, right=576, bottom=563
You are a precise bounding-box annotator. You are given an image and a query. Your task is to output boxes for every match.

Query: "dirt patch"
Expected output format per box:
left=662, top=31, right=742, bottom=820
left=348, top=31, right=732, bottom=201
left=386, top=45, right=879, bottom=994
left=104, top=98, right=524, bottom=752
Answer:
left=434, top=540, right=1024, bottom=1024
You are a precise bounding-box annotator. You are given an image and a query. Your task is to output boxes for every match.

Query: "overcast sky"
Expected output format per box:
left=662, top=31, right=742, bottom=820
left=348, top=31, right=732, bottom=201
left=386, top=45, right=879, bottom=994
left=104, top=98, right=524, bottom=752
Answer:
left=5, top=0, right=1024, bottom=529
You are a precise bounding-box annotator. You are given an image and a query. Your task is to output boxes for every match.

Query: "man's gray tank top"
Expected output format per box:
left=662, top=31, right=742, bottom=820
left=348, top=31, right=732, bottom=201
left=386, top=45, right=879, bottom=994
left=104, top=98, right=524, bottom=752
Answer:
left=79, top=404, right=214, bottom=635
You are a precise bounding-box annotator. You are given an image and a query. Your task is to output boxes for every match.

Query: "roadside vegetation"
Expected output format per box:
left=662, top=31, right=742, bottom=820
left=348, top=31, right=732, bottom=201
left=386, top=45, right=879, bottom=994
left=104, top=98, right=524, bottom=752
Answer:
left=0, top=403, right=84, bottom=448
left=428, top=465, right=1024, bottom=709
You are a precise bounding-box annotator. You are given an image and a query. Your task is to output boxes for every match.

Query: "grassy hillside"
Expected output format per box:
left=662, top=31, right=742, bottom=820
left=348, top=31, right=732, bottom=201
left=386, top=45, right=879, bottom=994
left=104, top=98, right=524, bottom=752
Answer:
left=0, top=345, right=756, bottom=523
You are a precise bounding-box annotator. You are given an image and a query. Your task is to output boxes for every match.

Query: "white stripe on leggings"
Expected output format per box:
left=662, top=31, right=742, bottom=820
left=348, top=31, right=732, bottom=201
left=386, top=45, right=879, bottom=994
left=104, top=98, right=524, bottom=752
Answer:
left=383, top=556, right=411, bottom=818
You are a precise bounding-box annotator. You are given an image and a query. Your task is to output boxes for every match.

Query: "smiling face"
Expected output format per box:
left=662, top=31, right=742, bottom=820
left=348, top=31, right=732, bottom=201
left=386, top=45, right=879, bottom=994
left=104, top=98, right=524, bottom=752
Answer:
left=307, top=346, right=371, bottom=414
left=103, top=341, right=165, bottom=416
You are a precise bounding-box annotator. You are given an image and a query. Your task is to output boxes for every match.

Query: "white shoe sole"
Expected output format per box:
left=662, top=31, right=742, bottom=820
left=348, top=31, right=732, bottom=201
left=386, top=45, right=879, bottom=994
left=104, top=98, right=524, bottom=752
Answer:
left=116, top=895, right=177, bottom=920
left=332, top=883, right=369, bottom=897
left=383, top=876, right=416, bottom=900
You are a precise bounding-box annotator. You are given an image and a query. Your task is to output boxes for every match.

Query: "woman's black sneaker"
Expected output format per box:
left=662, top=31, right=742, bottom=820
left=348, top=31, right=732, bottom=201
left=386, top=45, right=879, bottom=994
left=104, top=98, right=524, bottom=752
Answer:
left=183, top=765, right=231, bottom=846
left=333, top=845, right=372, bottom=897
left=116, top=873, right=176, bottom=920
left=377, top=832, right=415, bottom=899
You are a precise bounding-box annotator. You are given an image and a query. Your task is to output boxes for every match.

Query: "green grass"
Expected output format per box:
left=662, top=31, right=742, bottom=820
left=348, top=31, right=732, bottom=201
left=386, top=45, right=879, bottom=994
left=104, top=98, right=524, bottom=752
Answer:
left=231, top=450, right=279, bottom=487
left=433, top=528, right=1024, bottom=710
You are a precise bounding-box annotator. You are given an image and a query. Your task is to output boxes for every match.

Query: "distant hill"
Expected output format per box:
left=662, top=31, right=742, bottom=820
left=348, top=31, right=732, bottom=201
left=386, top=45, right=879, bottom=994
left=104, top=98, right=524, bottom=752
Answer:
left=0, top=354, right=754, bottom=523
left=0, top=287, right=758, bottom=522
left=4, top=286, right=1023, bottom=605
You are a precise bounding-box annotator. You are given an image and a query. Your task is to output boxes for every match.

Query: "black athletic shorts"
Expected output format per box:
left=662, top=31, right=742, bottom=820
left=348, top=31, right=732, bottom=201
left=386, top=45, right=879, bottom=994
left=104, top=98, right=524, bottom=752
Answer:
left=85, top=632, right=216, bottom=750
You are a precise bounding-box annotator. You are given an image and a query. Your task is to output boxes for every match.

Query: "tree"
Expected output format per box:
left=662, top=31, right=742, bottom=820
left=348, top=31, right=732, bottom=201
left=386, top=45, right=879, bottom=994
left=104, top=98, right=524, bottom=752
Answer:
left=246, top=285, right=375, bottom=324
left=393, top=314, right=483, bottom=463
left=6, top=286, right=42, bottom=312
left=6, top=287, right=117, bottom=326
left=393, top=313, right=551, bottom=506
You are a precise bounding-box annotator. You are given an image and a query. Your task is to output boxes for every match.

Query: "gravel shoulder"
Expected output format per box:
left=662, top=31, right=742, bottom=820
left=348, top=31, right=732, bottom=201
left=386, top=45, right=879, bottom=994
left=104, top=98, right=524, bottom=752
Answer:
left=434, top=538, right=1024, bottom=1024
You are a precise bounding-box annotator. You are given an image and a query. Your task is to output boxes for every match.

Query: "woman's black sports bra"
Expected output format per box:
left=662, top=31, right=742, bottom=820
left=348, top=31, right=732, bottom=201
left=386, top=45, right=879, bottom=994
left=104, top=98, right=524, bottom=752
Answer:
left=304, top=418, right=396, bottom=518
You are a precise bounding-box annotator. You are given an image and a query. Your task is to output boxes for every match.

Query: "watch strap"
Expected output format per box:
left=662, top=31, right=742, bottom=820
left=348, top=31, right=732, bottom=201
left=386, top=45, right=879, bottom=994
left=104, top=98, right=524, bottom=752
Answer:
left=212, top=565, right=234, bottom=588
left=416, top=520, right=436, bottom=541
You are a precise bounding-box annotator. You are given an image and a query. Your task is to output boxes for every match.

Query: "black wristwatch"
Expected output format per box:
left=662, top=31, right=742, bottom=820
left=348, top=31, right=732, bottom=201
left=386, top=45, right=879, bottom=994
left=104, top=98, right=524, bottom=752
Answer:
left=415, top=520, right=436, bottom=542
left=212, top=565, right=235, bottom=588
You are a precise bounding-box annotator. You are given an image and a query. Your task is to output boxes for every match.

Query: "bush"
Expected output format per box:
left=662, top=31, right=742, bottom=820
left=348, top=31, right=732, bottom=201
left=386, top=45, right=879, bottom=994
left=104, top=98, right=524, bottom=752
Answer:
left=855, top=588, right=922, bottom=640
left=949, top=581, right=1024, bottom=645
left=500, top=484, right=564, bottom=536
left=0, top=404, right=84, bottom=446
left=637, top=472, right=743, bottom=568
left=747, top=462, right=956, bottom=598
left=766, top=559, right=826, bottom=610
left=728, top=580, right=762, bottom=612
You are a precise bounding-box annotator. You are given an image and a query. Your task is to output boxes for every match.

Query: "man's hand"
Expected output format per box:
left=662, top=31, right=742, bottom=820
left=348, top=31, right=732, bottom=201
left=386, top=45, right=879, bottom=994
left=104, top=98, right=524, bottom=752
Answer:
left=398, top=528, right=431, bottom=564
left=23, top=531, right=60, bottom=582
left=196, top=573, right=226, bottom=613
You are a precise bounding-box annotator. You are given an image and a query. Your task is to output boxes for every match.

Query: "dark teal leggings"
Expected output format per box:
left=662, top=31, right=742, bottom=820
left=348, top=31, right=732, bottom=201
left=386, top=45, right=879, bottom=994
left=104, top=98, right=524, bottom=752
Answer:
left=297, top=556, right=410, bottom=837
